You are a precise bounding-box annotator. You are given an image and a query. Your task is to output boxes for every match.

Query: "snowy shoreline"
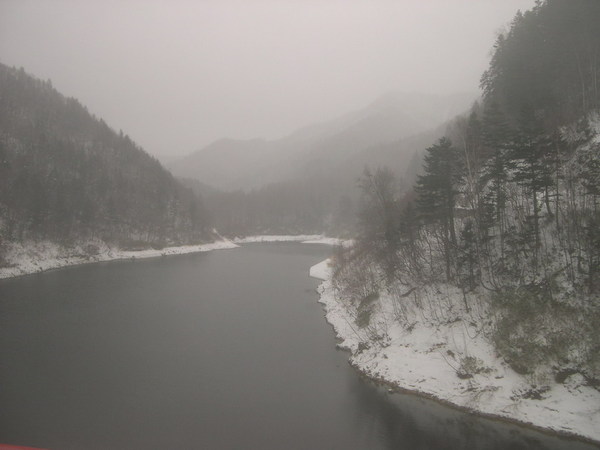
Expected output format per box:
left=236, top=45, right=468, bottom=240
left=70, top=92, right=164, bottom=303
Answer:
left=309, top=259, right=600, bottom=446
left=3, top=237, right=598, bottom=444
left=0, top=235, right=340, bottom=280
left=0, top=239, right=240, bottom=280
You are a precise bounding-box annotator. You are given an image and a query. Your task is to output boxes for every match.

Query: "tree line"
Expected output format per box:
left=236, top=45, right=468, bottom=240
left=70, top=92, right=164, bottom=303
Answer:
left=358, top=0, right=600, bottom=295
left=339, top=0, right=600, bottom=376
left=0, top=63, right=211, bottom=258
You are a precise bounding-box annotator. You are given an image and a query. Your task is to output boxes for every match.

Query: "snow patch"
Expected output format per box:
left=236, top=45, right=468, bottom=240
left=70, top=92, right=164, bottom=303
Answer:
left=309, top=259, right=332, bottom=281
left=233, top=234, right=349, bottom=246
left=233, top=235, right=323, bottom=243
left=302, top=237, right=349, bottom=246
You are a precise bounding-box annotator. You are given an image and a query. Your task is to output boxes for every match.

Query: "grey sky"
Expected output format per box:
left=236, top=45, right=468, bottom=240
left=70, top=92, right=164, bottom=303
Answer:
left=0, top=0, right=535, bottom=158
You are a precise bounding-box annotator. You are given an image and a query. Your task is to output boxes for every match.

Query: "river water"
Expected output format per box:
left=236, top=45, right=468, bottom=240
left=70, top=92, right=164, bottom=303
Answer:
left=0, top=243, right=596, bottom=450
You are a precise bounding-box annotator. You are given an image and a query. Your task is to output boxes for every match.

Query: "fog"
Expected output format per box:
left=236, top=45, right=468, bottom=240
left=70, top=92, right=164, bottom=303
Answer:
left=0, top=0, right=535, bottom=158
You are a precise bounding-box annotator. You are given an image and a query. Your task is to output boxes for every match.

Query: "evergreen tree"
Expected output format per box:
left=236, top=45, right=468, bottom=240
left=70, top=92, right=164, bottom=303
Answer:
left=480, top=101, right=513, bottom=263
left=508, top=107, right=554, bottom=271
left=415, top=137, right=463, bottom=280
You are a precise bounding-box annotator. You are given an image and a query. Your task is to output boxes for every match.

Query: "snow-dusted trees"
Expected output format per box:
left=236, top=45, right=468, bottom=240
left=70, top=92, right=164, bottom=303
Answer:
left=334, top=0, right=600, bottom=378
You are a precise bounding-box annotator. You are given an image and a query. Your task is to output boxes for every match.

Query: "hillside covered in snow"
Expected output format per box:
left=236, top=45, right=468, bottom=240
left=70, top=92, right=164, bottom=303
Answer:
left=322, top=0, right=600, bottom=443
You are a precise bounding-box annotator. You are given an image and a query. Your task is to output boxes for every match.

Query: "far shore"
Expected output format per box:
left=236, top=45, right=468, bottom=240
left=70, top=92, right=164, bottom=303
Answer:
left=0, top=235, right=340, bottom=281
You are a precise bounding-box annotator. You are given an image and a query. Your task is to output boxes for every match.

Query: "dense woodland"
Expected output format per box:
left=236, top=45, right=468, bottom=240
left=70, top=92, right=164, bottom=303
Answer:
left=198, top=142, right=428, bottom=237
left=0, top=63, right=211, bottom=259
left=334, top=0, right=600, bottom=379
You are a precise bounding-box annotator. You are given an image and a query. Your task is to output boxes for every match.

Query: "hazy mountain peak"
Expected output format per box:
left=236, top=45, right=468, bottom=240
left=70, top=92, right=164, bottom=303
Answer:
left=170, top=91, right=475, bottom=191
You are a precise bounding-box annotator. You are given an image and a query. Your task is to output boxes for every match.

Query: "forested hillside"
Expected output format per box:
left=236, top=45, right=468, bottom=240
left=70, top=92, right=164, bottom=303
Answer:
left=333, top=0, right=600, bottom=388
left=0, top=63, right=211, bottom=261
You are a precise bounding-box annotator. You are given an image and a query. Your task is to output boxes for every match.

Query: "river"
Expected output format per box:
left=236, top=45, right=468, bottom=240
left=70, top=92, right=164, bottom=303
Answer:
left=0, top=243, right=596, bottom=449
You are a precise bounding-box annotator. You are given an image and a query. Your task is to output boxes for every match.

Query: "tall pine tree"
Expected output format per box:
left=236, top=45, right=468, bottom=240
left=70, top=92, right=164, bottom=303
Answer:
left=415, top=137, right=463, bottom=280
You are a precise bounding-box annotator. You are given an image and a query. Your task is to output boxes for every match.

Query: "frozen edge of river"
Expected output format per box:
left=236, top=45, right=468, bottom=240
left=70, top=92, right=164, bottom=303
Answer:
left=309, top=259, right=600, bottom=447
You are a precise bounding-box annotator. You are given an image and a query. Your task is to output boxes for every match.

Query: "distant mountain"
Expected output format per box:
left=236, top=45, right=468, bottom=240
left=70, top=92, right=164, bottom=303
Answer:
left=169, top=92, right=475, bottom=191
left=172, top=137, right=280, bottom=192
left=181, top=93, right=470, bottom=237
left=0, top=63, right=211, bottom=251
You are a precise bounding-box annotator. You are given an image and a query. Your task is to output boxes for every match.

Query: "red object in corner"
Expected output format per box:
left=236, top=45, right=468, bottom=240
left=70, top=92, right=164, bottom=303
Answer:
left=0, top=445, right=48, bottom=450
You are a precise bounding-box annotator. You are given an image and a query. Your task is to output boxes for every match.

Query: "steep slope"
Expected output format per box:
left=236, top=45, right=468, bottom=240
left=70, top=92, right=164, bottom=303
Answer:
left=324, top=0, right=600, bottom=443
left=0, top=63, right=211, bottom=258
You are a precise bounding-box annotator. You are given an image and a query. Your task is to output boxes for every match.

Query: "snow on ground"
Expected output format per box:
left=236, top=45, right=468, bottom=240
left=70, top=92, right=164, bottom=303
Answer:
left=233, top=235, right=350, bottom=246
left=303, top=237, right=352, bottom=246
left=233, top=235, right=323, bottom=243
left=0, top=239, right=239, bottom=279
left=310, top=258, right=600, bottom=444
left=0, top=234, right=343, bottom=280
left=231, top=235, right=351, bottom=246
left=309, top=259, right=333, bottom=280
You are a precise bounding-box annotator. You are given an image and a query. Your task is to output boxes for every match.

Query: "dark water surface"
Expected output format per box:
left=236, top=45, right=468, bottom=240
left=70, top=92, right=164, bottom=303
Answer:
left=0, top=243, right=597, bottom=450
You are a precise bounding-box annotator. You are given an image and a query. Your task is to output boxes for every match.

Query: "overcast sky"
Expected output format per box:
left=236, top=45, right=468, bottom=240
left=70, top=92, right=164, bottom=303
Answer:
left=0, top=0, right=535, bottom=158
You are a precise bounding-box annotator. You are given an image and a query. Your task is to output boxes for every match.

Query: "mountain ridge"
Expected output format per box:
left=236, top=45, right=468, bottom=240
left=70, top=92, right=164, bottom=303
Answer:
left=169, top=91, right=476, bottom=191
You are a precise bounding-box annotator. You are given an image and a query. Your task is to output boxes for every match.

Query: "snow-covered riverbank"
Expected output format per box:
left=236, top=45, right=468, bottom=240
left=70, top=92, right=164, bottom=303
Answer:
left=232, top=235, right=344, bottom=245
left=0, top=235, right=341, bottom=280
left=310, top=259, right=600, bottom=445
left=0, top=239, right=240, bottom=279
